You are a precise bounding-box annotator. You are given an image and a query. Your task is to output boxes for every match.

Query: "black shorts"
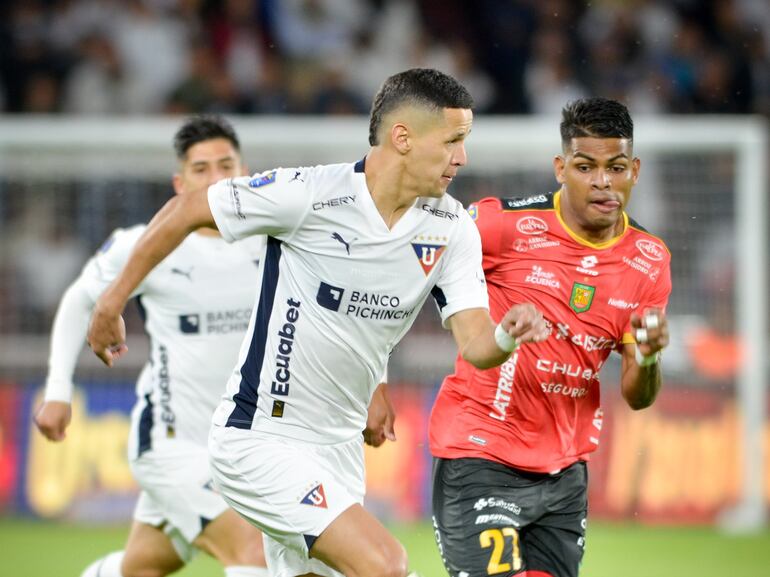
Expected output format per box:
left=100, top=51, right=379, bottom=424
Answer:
left=432, top=457, right=588, bottom=577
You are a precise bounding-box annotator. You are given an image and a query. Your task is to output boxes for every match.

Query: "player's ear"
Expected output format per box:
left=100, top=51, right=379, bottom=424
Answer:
left=172, top=173, right=184, bottom=196
left=553, top=155, right=566, bottom=184
left=631, top=157, right=640, bottom=184
left=391, top=123, right=410, bottom=154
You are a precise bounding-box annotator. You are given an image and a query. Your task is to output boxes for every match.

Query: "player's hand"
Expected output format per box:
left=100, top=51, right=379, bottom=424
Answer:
left=630, top=308, right=669, bottom=357
left=34, top=401, right=72, bottom=442
left=87, top=298, right=128, bottom=367
left=363, top=383, right=396, bottom=447
left=499, top=303, right=549, bottom=345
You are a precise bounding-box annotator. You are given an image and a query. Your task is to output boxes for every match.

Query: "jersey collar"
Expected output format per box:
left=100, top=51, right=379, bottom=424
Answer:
left=553, top=189, right=628, bottom=249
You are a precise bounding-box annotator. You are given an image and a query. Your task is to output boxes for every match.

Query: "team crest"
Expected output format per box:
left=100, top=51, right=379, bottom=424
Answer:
left=570, top=282, right=595, bottom=313
left=468, top=204, right=478, bottom=221
left=300, top=484, right=328, bottom=508
left=411, top=241, right=447, bottom=275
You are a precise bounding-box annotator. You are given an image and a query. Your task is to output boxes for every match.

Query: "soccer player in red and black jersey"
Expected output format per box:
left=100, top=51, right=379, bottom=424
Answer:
left=430, top=97, right=671, bottom=577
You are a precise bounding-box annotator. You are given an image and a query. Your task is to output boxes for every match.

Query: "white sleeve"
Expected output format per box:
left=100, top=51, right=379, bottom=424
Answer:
left=44, top=226, right=146, bottom=402
left=43, top=278, right=95, bottom=402
left=432, top=209, right=489, bottom=327
left=81, top=225, right=147, bottom=302
left=207, top=168, right=311, bottom=243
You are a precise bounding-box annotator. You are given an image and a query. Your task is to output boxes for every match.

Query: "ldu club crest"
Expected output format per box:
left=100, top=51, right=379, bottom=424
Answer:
left=411, top=236, right=447, bottom=275
left=570, top=282, right=595, bottom=313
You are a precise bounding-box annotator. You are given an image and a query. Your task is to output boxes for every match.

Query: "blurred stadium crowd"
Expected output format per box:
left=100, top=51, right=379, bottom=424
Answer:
left=1, top=0, right=769, bottom=117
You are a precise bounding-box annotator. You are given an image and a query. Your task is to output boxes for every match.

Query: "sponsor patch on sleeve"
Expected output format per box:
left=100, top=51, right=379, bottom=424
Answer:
left=249, top=170, right=277, bottom=188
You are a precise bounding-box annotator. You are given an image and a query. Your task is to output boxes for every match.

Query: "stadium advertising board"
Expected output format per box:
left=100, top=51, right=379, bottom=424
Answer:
left=2, top=382, right=768, bottom=523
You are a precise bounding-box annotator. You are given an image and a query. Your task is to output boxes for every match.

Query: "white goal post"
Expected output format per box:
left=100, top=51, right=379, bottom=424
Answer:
left=0, top=115, right=766, bottom=530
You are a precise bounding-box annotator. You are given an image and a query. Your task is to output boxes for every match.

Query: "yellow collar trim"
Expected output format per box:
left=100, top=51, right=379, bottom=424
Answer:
left=554, top=190, right=628, bottom=249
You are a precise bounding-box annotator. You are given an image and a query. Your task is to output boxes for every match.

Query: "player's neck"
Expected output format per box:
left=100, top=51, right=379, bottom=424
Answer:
left=364, top=151, right=419, bottom=230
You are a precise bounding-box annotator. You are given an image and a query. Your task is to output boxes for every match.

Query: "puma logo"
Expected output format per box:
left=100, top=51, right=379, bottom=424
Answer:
left=171, top=267, right=193, bottom=280
left=331, top=232, right=356, bottom=255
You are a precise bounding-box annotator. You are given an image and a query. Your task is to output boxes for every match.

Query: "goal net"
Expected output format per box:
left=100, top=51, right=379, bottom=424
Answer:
left=0, top=115, right=766, bottom=529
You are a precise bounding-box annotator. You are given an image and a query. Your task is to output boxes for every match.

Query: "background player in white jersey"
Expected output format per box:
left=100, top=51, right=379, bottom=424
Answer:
left=86, top=69, right=549, bottom=577
left=34, top=115, right=270, bottom=577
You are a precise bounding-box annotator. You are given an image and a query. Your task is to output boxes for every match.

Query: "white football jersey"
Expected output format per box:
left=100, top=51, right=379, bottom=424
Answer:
left=209, top=160, right=488, bottom=444
left=80, top=225, right=263, bottom=458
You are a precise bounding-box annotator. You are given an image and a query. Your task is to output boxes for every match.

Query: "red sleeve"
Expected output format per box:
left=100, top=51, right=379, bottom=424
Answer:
left=622, top=259, right=672, bottom=344
left=470, top=197, right=504, bottom=274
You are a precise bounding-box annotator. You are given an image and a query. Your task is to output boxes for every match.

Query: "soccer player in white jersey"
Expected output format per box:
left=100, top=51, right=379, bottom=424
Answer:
left=86, top=69, right=549, bottom=577
left=34, top=116, right=270, bottom=577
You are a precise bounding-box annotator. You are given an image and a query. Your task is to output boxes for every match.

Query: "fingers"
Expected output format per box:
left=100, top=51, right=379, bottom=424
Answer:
left=632, top=308, right=669, bottom=353
left=503, top=303, right=549, bottom=344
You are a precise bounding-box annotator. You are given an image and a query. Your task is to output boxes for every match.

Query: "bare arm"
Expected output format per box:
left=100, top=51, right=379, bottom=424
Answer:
left=364, top=382, right=396, bottom=447
left=447, top=304, right=548, bottom=370
left=87, top=189, right=215, bottom=365
left=620, top=308, right=669, bottom=410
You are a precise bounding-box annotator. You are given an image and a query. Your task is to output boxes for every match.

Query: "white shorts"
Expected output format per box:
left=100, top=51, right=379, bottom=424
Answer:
left=130, top=439, right=230, bottom=562
left=209, top=425, right=366, bottom=577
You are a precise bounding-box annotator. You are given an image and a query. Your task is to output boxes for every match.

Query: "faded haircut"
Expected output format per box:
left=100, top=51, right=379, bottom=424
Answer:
left=173, top=114, right=241, bottom=159
left=368, top=68, right=473, bottom=146
left=560, top=97, right=633, bottom=150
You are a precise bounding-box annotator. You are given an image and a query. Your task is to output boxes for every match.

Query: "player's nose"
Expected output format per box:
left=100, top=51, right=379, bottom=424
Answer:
left=452, top=142, right=468, bottom=167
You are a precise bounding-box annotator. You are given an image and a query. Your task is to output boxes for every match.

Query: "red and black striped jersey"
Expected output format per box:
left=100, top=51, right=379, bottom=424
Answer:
left=429, top=191, right=672, bottom=473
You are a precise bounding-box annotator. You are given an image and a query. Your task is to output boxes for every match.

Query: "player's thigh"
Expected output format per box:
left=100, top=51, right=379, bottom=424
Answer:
left=122, top=520, right=185, bottom=577
left=309, top=503, right=407, bottom=577
left=131, top=441, right=232, bottom=560
left=520, top=463, right=588, bottom=577
left=432, top=457, right=545, bottom=577
left=193, top=507, right=266, bottom=567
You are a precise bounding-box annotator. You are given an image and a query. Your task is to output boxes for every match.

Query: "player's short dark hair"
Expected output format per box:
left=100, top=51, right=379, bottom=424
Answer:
left=560, top=97, right=633, bottom=149
left=368, top=68, right=473, bottom=146
left=173, top=114, right=241, bottom=159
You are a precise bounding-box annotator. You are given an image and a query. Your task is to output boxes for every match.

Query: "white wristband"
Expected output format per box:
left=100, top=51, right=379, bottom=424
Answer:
left=494, top=323, right=518, bottom=353
left=635, top=348, right=660, bottom=367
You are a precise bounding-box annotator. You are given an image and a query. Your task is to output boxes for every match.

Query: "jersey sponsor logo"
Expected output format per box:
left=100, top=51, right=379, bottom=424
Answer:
left=524, top=265, right=560, bottom=289
left=576, top=255, right=599, bottom=276
left=171, top=266, right=193, bottom=280
left=516, top=216, right=548, bottom=235
left=411, top=238, right=447, bottom=275
left=636, top=239, right=664, bottom=261
left=346, top=291, right=415, bottom=320
left=300, top=483, right=328, bottom=508
left=536, top=359, right=600, bottom=381
left=622, top=255, right=654, bottom=277
left=468, top=204, right=478, bottom=221
left=422, top=204, right=458, bottom=220
left=179, top=314, right=200, bottom=333
left=317, top=281, right=345, bottom=311
left=540, top=382, right=589, bottom=398
left=157, top=344, right=175, bottom=427
left=229, top=179, right=246, bottom=220
left=331, top=231, right=355, bottom=254
left=570, top=282, right=595, bottom=313
left=545, top=319, right=617, bottom=351
left=490, top=356, right=518, bottom=421
left=270, top=298, right=301, bottom=398
left=248, top=170, right=277, bottom=188
left=608, top=298, right=638, bottom=310
left=206, top=309, right=251, bottom=334
left=503, top=194, right=548, bottom=209
left=313, top=195, right=356, bottom=211
left=513, top=236, right=560, bottom=253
